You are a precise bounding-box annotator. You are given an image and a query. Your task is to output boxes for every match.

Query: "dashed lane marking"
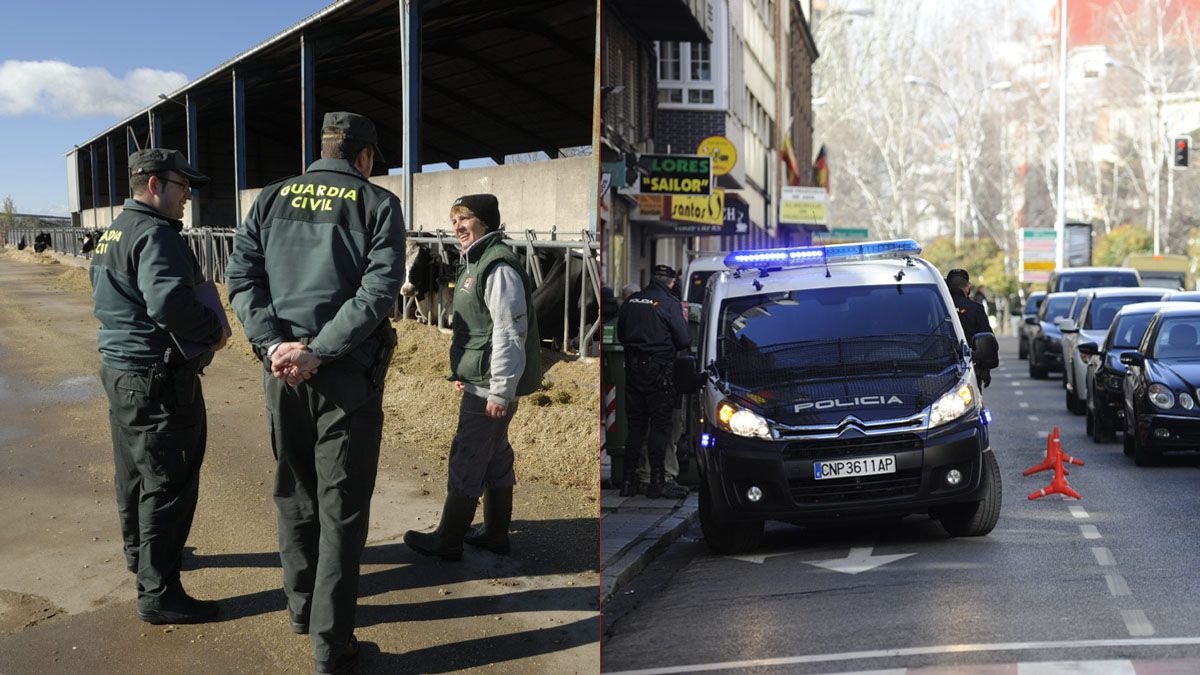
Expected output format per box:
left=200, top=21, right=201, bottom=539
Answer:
left=601, top=638, right=1200, bottom=675
left=1092, top=547, right=1116, bottom=566
left=1028, top=415, right=1039, bottom=421
left=1015, top=390, right=1024, bottom=396
left=1106, top=573, right=1132, bottom=597
left=1069, top=505, right=1089, bottom=518
left=1122, top=610, right=1155, bottom=637
left=1019, top=402, right=1030, bottom=408
left=1081, top=524, right=1101, bottom=539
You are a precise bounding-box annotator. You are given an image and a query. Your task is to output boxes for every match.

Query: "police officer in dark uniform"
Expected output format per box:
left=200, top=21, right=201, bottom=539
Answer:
left=617, top=264, right=691, bottom=498
left=946, top=268, right=995, bottom=388
left=226, top=112, right=405, bottom=675
left=90, top=148, right=227, bottom=625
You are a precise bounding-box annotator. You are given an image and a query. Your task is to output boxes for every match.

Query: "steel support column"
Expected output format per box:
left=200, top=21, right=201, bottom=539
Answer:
left=301, top=32, right=317, bottom=170
left=90, top=144, right=101, bottom=214
left=233, top=70, right=248, bottom=223
left=126, top=126, right=138, bottom=198
left=186, top=93, right=200, bottom=228
left=106, top=136, right=117, bottom=220
left=400, top=0, right=421, bottom=229
left=148, top=110, right=162, bottom=148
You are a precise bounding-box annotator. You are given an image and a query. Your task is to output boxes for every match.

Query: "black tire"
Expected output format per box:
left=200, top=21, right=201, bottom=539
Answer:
left=699, top=481, right=763, bottom=554
left=1068, top=387, right=1087, bottom=416
left=1132, top=422, right=1160, bottom=467
left=1018, top=338, right=1029, bottom=360
left=1086, top=406, right=1095, bottom=437
left=1029, top=359, right=1048, bottom=379
left=1093, top=413, right=1113, bottom=444
left=939, top=452, right=1002, bottom=537
left=1123, top=416, right=1136, bottom=457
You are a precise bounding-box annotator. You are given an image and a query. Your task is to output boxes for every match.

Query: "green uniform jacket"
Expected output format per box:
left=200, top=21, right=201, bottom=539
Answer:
left=225, top=158, right=405, bottom=365
left=449, top=232, right=541, bottom=397
left=90, top=198, right=223, bottom=370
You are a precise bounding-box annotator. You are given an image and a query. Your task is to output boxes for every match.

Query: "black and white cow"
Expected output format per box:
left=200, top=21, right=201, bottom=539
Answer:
left=530, top=250, right=599, bottom=350
left=401, top=239, right=456, bottom=329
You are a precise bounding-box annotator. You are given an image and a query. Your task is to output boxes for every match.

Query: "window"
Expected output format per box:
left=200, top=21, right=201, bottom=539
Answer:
left=657, top=40, right=719, bottom=108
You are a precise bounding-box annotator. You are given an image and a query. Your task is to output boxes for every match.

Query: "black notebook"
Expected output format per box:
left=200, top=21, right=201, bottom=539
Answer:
left=170, top=281, right=233, bottom=361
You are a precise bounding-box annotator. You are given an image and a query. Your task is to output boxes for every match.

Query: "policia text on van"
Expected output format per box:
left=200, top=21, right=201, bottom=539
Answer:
left=674, top=240, right=1001, bottom=554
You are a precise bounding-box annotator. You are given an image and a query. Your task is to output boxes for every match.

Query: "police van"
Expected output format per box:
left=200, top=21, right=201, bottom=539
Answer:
left=676, top=239, right=1001, bottom=554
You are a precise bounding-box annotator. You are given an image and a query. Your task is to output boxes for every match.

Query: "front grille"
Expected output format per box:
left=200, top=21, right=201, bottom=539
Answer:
left=784, top=434, right=922, bottom=459
left=789, top=469, right=923, bottom=504
left=786, top=434, right=923, bottom=504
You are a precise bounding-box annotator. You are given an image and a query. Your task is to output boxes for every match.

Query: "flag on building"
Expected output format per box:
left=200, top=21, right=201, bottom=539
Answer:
left=781, top=137, right=802, bottom=186
left=813, top=144, right=829, bottom=192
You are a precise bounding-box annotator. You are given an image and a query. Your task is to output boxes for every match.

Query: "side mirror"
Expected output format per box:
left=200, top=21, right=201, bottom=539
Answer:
left=1059, top=319, right=1078, bottom=333
left=673, top=355, right=704, bottom=394
left=1077, top=341, right=1100, bottom=357
left=1120, top=352, right=1145, bottom=367
left=1024, top=316, right=1039, bottom=325
left=972, top=333, right=1000, bottom=370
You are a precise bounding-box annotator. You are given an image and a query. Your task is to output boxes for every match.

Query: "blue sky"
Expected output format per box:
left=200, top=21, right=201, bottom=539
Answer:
left=0, top=1, right=330, bottom=215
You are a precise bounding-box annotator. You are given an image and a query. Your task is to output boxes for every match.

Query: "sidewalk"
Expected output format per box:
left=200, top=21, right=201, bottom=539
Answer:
left=600, top=486, right=699, bottom=605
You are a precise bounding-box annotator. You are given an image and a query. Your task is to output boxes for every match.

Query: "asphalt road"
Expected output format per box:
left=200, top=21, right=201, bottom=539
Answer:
left=601, top=337, right=1200, bottom=674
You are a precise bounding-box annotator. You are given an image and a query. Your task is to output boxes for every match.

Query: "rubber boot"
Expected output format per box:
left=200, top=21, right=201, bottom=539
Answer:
left=645, top=467, right=665, bottom=499
left=464, top=487, right=513, bottom=554
left=404, top=494, right=479, bottom=562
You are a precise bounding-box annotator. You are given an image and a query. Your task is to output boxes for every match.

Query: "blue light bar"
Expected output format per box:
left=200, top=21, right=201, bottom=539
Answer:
left=723, top=239, right=922, bottom=270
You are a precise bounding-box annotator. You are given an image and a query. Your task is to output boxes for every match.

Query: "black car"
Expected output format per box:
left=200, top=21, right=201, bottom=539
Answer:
left=1027, top=292, right=1075, bottom=379
left=1078, top=302, right=1170, bottom=443
left=1018, top=291, right=1046, bottom=360
left=1120, top=305, right=1200, bottom=465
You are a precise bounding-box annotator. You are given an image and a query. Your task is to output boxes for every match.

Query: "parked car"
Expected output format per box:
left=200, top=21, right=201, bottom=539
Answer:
left=1078, top=301, right=1171, bottom=443
left=1048, top=267, right=1140, bottom=293
left=1120, top=305, right=1200, bottom=465
left=1059, top=292, right=1089, bottom=387
left=1027, top=292, right=1076, bottom=379
left=1018, top=291, right=1046, bottom=360
left=1162, top=291, right=1200, bottom=302
left=1060, top=288, right=1168, bottom=415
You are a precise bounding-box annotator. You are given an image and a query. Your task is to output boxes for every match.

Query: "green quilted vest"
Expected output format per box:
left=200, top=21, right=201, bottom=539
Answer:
left=449, top=233, right=541, bottom=396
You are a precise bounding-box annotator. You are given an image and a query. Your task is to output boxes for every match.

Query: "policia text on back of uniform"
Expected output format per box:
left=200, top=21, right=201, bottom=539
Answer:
left=225, top=112, right=405, bottom=675
left=89, top=148, right=230, bottom=626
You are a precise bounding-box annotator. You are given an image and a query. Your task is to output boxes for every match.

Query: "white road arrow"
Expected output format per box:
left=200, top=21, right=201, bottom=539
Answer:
left=724, top=551, right=800, bottom=565
left=803, top=546, right=915, bottom=575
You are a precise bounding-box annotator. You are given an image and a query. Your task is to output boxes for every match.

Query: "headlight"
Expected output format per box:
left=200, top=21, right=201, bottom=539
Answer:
left=929, top=379, right=978, bottom=428
left=716, top=399, right=772, bottom=439
left=1149, top=383, right=1175, bottom=409
left=1181, top=393, right=1195, bottom=410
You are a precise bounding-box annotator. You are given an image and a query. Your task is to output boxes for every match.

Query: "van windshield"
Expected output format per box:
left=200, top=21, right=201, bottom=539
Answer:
left=716, top=284, right=959, bottom=386
left=1056, top=272, right=1138, bottom=292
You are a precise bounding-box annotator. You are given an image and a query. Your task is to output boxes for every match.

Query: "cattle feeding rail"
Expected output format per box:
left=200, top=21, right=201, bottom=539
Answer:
left=3, top=225, right=600, bottom=357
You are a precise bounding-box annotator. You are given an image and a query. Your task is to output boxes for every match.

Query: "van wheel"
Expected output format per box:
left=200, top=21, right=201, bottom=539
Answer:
left=699, top=482, right=763, bottom=554
left=938, top=452, right=1002, bottom=537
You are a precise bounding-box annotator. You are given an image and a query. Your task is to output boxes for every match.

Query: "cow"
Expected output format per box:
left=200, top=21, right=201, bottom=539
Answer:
left=16, top=236, right=26, bottom=250
left=80, top=229, right=101, bottom=255
left=529, top=250, right=600, bottom=351
left=401, top=239, right=456, bottom=329
left=33, top=231, right=51, bottom=253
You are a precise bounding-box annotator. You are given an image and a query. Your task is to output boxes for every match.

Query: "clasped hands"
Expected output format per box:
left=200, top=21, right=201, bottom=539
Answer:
left=270, top=342, right=322, bottom=386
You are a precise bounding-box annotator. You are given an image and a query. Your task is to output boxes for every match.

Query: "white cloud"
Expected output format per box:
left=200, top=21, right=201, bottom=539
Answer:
left=0, top=60, right=188, bottom=118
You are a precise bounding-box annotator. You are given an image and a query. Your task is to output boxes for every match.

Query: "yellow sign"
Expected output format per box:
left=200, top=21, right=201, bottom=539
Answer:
left=670, top=189, right=725, bottom=225
left=638, top=194, right=664, bottom=216
left=696, top=136, right=737, bottom=176
left=1024, top=261, right=1055, bottom=271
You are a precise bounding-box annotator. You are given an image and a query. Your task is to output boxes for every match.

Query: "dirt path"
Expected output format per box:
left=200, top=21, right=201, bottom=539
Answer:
left=0, top=252, right=599, bottom=673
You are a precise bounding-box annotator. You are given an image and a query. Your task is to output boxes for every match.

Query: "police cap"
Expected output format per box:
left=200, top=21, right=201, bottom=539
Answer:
left=321, top=111, right=385, bottom=164
left=129, top=148, right=210, bottom=188
left=652, top=264, right=677, bottom=278
left=946, top=268, right=970, bottom=283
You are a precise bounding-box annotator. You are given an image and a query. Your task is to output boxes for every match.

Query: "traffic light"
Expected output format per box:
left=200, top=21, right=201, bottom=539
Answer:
left=1174, top=137, right=1189, bottom=168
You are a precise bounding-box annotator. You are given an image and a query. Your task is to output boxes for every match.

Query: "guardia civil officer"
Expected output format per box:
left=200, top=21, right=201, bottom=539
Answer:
left=226, top=112, right=405, bottom=675
left=617, top=264, right=690, bottom=498
left=404, top=194, right=541, bottom=561
left=90, top=148, right=227, bottom=624
left=946, top=268, right=995, bottom=388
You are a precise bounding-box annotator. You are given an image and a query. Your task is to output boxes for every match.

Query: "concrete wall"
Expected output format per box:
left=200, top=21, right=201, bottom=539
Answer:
left=79, top=206, right=121, bottom=230
left=236, top=157, right=591, bottom=236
